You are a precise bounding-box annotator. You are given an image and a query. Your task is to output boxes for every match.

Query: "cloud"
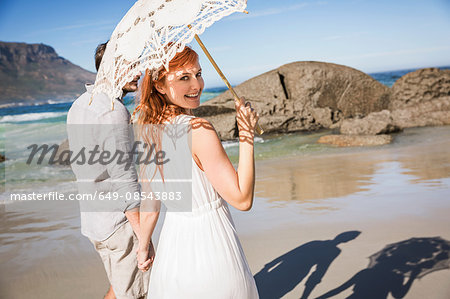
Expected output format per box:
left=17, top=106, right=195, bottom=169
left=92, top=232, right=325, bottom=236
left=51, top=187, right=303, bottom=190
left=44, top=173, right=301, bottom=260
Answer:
left=228, top=63, right=280, bottom=74
left=30, top=20, right=114, bottom=35
left=348, top=45, right=450, bottom=59
left=323, top=35, right=343, bottom=41
left=227, top=1, right=326, bottom=21
left=71, top=38, right=109, bottom=46
left=333, top=45, right=450, bottom=63
left=322, top=32, right=368, bottom=41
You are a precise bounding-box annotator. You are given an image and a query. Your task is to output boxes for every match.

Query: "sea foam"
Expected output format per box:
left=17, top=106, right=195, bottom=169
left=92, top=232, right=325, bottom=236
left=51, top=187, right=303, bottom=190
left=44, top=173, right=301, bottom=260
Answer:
left=0, top=112, right=67, bottom=123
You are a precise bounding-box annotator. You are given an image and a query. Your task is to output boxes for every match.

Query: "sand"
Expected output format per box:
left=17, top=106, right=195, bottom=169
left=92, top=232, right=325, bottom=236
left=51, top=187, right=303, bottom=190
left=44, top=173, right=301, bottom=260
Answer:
left=234, top=126, right=450, bottom=298
left=1, top=125, right=450, bottom=298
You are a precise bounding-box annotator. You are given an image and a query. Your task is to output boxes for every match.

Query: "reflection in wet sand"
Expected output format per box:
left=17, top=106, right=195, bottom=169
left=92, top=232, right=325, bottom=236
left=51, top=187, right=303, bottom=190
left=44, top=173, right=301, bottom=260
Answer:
left=255, top=126, right=450, bottom=211
left=398, top=139, right=450, bottom=184
left=0, top=201, right=78, bottom=246
left=0, top=200, right=108, bottom=299
left=256, top=153, right=381, bottom=204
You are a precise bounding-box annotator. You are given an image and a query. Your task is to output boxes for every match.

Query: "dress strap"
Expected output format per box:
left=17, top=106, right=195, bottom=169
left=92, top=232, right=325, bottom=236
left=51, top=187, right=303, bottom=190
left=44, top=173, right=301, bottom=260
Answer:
left=173, top=114, right=195, bottom=124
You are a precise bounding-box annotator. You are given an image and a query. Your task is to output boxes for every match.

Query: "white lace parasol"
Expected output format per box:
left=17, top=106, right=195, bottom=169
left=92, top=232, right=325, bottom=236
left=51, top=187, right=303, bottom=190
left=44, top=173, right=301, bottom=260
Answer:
left=92, top=0, right=247, bottom=106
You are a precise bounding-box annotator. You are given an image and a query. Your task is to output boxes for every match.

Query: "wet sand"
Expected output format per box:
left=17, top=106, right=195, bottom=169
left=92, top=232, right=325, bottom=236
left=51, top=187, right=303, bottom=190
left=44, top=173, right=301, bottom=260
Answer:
left=0, top=200, right=110, bottom=298
left=1, top=126, right=450, bottom=298
left=234, top=126, right=450, bottom=298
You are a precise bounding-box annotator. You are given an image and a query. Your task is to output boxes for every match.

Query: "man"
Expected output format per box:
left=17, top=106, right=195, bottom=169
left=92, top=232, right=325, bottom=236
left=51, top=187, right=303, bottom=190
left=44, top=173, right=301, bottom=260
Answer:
left=67, top=42, right=151, bottom=299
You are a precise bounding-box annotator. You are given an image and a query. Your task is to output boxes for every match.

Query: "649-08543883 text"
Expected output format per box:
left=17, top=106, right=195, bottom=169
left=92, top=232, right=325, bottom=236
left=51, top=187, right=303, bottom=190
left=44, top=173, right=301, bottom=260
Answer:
left=8, top=191, right=183, bottom=201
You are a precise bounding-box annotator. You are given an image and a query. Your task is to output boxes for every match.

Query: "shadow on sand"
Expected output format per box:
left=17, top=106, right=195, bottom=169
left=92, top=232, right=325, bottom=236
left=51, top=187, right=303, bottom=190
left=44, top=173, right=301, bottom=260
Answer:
left=315, top=236, right=450, bottom=299
left=254, top=231, right=361, bottom=299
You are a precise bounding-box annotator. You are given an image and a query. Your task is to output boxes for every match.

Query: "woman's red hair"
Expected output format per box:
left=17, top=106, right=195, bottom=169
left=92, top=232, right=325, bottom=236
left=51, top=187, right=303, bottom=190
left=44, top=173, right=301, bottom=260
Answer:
left=135, top=46, right=199, bottom=182
left=135, top=46, right=199, bottom=125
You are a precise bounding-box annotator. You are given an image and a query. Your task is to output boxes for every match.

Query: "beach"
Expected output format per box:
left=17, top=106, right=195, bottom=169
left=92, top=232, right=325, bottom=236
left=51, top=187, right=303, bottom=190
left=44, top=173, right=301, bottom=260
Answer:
left=239, top=126, right=450, bottom=298
left=1, top=125, right=449, bottom=298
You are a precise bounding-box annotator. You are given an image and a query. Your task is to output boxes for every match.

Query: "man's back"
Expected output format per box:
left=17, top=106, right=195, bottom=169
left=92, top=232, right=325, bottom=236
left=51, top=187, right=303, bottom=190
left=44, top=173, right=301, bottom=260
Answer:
left=67, top=85, right=139, bottom=241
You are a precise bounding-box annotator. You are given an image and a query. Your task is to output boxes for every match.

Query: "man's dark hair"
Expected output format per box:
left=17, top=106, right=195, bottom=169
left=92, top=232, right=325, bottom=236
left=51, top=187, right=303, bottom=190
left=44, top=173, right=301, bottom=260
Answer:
left=95, top=41, right=108, bottom=71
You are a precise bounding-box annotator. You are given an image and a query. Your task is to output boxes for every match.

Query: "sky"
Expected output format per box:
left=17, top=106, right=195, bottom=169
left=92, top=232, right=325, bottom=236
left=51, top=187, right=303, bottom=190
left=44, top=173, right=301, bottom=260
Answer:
left=1, top=0, right=450, bottom=87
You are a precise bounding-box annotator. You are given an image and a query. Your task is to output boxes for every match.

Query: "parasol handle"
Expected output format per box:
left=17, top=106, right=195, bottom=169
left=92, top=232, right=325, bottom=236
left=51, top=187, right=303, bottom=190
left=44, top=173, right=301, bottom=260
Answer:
left=189, top=27, right=264, bottom=135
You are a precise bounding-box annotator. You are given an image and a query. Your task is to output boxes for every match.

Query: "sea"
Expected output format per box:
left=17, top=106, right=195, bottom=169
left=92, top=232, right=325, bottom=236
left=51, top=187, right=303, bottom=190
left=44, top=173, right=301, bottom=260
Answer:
left=0, top=66, right=449, bottom=200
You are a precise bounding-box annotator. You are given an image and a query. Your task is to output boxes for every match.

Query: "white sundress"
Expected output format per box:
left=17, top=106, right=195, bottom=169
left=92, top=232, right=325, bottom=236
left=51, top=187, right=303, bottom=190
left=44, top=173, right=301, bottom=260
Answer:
left=145, top=114, right=259, bottom=299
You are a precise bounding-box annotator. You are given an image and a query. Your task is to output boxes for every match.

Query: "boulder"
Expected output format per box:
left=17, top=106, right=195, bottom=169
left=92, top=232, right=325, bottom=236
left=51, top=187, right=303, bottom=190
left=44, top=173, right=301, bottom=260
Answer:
left=339, top=67, right=450, bottom=136
left=391, top=96, right=450, bottom=128
left=388, top=68, right=450, bottom=128
left=390, top=68, right=450, bottom=110
left=0, top=153, right=5, bottom=163
left=195, top=61, right=390, bottom=140
left=277, top=61, right=390, bottom=118
left=339, top=96, right=450, bottom=135
left=317, top=134, right=393, bottom=147
left=340, top=110, right=401, bottom=135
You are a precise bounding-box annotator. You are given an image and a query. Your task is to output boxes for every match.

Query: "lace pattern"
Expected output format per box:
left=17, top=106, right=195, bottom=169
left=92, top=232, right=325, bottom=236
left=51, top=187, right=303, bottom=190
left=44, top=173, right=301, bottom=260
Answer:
left=92, top=0, right=247, bottom=105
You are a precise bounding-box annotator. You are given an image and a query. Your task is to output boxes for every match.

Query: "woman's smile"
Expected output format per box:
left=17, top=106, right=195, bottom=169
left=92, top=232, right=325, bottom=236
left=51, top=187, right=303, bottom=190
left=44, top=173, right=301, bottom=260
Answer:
left=185, top=91, right=200, bottom=101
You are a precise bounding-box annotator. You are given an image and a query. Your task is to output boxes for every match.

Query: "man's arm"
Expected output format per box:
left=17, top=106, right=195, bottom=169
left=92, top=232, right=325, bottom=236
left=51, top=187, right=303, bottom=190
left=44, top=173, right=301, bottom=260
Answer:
left=103, top=102, right=141, bottom=232
left=124, top=207, right=140, bottom=239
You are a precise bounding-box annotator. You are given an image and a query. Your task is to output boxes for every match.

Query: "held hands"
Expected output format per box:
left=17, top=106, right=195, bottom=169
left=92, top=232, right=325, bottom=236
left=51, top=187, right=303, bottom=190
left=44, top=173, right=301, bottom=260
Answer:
left=137, top=240, right=155, bottom=272
left=235, top=97, right=259, bottom=144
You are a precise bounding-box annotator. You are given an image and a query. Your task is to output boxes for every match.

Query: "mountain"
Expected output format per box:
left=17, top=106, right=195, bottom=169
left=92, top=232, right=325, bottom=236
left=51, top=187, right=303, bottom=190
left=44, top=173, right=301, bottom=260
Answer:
left=0, top=41, right=96, bottom=103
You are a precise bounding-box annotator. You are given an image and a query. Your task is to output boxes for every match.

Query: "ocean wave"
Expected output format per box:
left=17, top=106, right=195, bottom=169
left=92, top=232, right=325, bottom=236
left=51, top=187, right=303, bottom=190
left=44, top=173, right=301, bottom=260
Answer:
left=255, top=137, right=264, bottom=143
left=36, top=99, right=73, bottom=106
left=0, top=112, right=67, bottom=123
left=0, top=102, right=28, bottom=109
left=222, top=136, right=264, bottom=149
left=222, top=140, right=238, bottom=149
left=0, top=98, right=74, bottom=109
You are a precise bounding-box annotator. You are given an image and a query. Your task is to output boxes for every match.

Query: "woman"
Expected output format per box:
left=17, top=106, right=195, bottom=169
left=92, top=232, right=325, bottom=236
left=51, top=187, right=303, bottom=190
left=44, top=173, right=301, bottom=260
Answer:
left=136, top=46, right=259, bottom=298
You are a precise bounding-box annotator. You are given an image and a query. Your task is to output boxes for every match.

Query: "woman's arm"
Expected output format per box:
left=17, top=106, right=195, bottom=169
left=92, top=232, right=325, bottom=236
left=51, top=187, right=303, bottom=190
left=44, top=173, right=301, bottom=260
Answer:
left=315, top=274, right=356, bottom=299
left=191, top=98, right=258, bottom=211
left=137, top=183, right=160, bottom=271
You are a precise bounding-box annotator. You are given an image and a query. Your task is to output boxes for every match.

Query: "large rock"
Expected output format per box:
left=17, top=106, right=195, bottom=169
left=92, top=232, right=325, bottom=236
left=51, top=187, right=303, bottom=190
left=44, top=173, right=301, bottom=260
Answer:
left=391, top=96, right=450, bottom=128
left=340, top=110, right=401, bottom=135
left=277, top=61, right=390, bottom=118
left=0, top=153, right=5, bottom=163
left=340, top=97, right=450, bottom=135
left=195, top=61, right=390, bottom=140
left=339, top=68, right=450, bottom=135
left=317, top=134, right=393, bottom=147
left=390, top=68, right=450, bottom=128
left=390, top=68, right=450, bottom=110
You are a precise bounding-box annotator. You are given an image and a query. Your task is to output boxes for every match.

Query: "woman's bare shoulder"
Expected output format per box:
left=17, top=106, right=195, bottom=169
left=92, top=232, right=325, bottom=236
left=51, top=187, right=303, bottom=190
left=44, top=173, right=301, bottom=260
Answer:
left=189, top=117, right=222, bottom=150
left=190, top=117, right=217, bottom=135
